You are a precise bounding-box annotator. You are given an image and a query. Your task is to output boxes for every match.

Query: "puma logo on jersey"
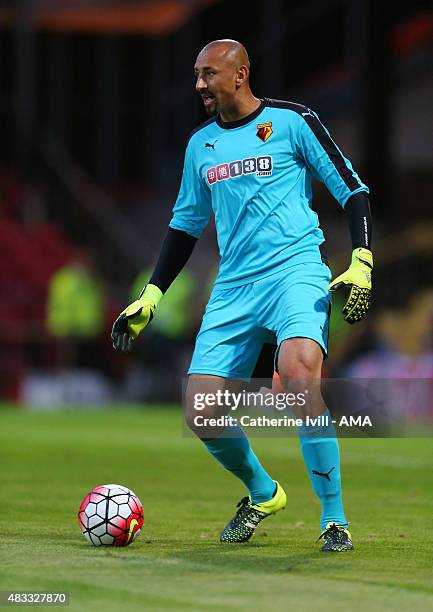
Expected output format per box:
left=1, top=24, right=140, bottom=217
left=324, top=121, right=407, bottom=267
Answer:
left=205, top=140, right=218, bottom=150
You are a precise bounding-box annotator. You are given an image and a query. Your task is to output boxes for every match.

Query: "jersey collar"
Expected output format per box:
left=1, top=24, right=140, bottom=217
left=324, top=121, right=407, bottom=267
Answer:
left=216, top=99, right=266, bottom=130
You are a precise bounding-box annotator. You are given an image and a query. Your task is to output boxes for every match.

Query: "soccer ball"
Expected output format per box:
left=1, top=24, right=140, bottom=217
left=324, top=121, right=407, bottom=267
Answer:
left=78, top=484, right=144, bottom=547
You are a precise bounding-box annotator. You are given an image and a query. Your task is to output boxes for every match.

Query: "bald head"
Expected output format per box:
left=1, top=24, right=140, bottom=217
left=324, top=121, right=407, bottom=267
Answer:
left=198, top=39, right=250, bottom=71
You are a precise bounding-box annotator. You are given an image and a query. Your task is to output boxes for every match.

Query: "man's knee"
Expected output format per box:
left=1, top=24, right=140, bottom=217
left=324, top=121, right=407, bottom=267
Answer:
left=277, top=339, right=324, bottom=417
left=185, top=383, right=210, bottom=430
left=278, top=338, right=323, bottom=379
left=279, top=355, right=318, bottom=379
left=184, top=375, right=228, bottom=435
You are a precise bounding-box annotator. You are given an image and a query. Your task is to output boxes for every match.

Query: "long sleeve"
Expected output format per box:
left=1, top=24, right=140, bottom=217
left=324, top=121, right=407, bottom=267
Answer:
left=295, top=109, right=369, bottom=207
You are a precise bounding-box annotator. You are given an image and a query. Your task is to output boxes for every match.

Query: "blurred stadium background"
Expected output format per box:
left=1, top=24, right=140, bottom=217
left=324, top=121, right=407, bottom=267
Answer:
left=0, top=0, right=432, bottom=407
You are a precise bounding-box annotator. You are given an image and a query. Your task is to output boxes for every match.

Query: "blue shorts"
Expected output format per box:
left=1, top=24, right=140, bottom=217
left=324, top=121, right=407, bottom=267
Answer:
left=188, top=262, right=332, bottom=378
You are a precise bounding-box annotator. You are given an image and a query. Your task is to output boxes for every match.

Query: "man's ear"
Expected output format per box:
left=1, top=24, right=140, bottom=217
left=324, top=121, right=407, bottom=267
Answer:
left=235, top=65, right=249, bottom=88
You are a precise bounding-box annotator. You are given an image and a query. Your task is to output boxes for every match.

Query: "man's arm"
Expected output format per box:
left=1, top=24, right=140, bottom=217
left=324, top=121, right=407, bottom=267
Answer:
left=111, top=228, right=198, bottom=352
left=329, top=191, right=373, bottom=323
left=295, top=109, right=373, bottom=323
left=345, top=191, right=372, bottom=250
left=112, top=138, right=211, bottom=351
left=149, top=228, right=198, bottom=293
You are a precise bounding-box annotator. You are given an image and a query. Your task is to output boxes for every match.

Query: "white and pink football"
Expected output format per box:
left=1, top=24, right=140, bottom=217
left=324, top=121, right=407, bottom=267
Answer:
left=78, top=484, right=144, bottom=547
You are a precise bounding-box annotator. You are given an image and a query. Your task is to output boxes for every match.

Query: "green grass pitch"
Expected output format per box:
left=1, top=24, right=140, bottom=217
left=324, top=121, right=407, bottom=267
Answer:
left=0, top=406, right=432, bottom=611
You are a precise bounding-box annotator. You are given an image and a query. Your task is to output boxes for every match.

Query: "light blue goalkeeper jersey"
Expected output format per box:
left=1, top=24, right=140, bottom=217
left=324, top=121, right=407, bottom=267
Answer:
left=169, top=98, right=368, bottom=288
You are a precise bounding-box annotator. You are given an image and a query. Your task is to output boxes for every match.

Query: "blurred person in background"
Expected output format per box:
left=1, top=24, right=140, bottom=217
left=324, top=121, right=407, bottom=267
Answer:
left=345, top=288, right=433, bottom=419
left=46, top=250, right=105, bottom=368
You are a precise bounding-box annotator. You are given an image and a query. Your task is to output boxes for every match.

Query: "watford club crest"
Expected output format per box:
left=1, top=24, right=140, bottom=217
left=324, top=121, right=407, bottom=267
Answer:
left=256, top=121, right=273, bottom=142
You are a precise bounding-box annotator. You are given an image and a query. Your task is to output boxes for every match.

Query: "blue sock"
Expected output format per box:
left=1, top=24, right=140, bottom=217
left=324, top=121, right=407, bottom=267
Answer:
left=297, top=408, right=347, bottom=530
left=202, top=422, right=276, bottom=504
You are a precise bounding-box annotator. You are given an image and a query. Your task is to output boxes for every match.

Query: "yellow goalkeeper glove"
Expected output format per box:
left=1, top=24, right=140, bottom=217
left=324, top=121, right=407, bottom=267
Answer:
left=111, top=283, right=163, bottom=351
left=329, top=247, right=373, bottom=324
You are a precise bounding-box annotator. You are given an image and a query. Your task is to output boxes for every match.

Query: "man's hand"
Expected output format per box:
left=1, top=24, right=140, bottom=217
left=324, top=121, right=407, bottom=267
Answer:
left=329, top=248, right=373, bottom=324
left=111, top=283, right=163, bottom=351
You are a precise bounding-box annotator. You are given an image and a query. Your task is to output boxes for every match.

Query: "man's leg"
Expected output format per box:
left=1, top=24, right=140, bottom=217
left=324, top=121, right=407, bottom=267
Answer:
left=185, top=374, right=276, bottom=503
left=185, top=374, right=286, bottom=542
left=277, top=338, right=347, bottom=530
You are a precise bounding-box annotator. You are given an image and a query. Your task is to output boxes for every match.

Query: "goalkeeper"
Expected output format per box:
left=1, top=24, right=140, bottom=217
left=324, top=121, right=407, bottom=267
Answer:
left=112, top=39, right=373, bottom=552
